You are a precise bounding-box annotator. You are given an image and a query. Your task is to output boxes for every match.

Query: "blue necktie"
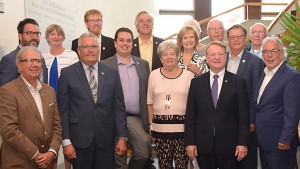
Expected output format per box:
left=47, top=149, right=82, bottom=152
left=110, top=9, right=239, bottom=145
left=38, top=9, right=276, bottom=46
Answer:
left=212, top=74, right=219, bottom=108
left=49, top=57, right=58, bottom=94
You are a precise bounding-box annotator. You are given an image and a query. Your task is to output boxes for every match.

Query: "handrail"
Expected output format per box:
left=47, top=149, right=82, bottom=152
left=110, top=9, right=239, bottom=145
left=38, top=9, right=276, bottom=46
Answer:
left=165, top=2, right=289, bottom=40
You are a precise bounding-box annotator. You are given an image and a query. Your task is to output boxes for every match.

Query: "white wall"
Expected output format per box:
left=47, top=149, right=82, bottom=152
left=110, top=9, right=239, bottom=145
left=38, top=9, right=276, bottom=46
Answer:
left=0, top=0, right=157, bottom=55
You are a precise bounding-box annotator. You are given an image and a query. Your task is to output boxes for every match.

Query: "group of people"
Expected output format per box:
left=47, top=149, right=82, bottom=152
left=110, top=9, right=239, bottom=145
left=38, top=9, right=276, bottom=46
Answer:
left=0, top=8, right=299, bottom=169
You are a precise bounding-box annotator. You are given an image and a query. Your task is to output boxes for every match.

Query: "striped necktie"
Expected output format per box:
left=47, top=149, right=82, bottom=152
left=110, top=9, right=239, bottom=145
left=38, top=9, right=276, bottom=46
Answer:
left=88, top=66, right=97, bottom=102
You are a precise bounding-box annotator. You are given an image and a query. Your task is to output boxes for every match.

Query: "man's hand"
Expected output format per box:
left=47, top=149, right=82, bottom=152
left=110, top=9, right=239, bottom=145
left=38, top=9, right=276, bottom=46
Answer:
left=63, top=144, right=76, bottom=161
left=235, top=145, right=248, bottom=161
left=278, top=143, right=290, bottom=150
left=250, top=123, right=256, bottom=132
left=34, top=152, right=55, bottom=168
left=186, top=145, right=198, bottom=161
left=115, top=138, right=127, bottom=156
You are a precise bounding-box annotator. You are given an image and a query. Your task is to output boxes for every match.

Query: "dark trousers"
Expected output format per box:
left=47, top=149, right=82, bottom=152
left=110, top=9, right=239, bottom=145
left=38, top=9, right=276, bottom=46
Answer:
left=196, top=139, right=237, bottom=169
left=71, top=138, right=114, bottom=169
left=238, top=132, right=258, bottom=169
left=259, top=146, right=297, bottom=169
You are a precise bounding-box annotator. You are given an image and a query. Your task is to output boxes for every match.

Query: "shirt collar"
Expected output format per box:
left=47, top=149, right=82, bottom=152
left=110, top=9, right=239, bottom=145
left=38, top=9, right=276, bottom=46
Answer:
left=210, top=68, right=225, bottom=77
left=138, top=36, right=153, bottom=45
left=229, top=50, right=243, bottom=60
left=21, top=75, right=42, bottom=91
left=81, top=61, right=99, bottom=71
left=264, top=61, right=283, bottom=75
left=116, top=54, right=135, bottom=66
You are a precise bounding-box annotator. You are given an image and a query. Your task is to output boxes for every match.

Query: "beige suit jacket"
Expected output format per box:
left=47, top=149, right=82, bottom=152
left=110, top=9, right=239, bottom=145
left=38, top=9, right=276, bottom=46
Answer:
left=0, top=76, right=62, bottom=169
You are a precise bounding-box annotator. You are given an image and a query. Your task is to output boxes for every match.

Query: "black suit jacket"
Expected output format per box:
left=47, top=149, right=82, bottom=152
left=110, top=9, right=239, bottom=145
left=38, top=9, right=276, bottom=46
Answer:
left=0, top=46, right=48, bottom=86
left=71, top=34, right=116, bottom=60
left=57, top=61, right=127, bottom=149
left=185, top=71, right=249, bottom=155
left=131, top=36, right=164, bottom=71
left=101, top=55, right=150, bottom=132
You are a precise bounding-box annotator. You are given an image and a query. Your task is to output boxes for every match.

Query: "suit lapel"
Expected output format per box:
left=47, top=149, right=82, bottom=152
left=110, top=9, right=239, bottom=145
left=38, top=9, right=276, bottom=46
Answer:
left=236, top=49, right=248, bottom=75
left=203, top=73, right=215, bottom=110
left=258, top=63, right=286, bottom=105
left=74, top=62, right=95, bottom=103
left=133, top=38, right=141, bottom=58
left=133, top=57, right=143, bottom=96
left=97, top=63, right=106, bottom=103
left=17, top=78, right=45, bottom=128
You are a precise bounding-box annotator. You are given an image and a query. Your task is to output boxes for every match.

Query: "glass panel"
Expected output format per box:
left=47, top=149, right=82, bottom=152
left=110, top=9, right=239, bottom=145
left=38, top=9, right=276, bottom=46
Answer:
left=153, top=15, right=193, bottom=40
left=212, top=0, right=243, bottom=16
left=154, top=0, right=194, bottom=10
left=261, top=0, right=292, bottom=12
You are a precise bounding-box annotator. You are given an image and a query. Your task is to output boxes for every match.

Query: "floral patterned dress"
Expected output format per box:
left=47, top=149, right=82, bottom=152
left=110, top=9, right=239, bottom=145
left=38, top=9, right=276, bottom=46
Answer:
left=178, top=51, right=209, bottom=76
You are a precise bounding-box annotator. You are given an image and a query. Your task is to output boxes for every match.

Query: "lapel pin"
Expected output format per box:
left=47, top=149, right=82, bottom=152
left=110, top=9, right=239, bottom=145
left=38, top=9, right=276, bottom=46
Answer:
left=102, top=72, right=104, bottom=75
left=102, top=47, right=106, bottom=50
left=155, top=41, right=158, bottom=44
left=134, top=44, right=137, bottom=46
left=225, top=80, right=228, bottom=82
left=242, top=60, right=245, bottom=63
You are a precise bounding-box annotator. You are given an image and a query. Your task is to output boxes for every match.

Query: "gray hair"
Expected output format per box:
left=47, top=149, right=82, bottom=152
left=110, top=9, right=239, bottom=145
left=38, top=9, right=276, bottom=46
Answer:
left=78, top=32, right=99, bottom=47
left=16, top=46, right=42, bottom=63
left=261, top=36, right=287, bottom=60
left=206, top=41, right=227, bottom=56
left=157, top=40, right=179, bottom=57
left=250, top=22, right=268, bottom=34
left=135, top=11, right=154, bottom=26
left=207, top=19, right=224, bottom=30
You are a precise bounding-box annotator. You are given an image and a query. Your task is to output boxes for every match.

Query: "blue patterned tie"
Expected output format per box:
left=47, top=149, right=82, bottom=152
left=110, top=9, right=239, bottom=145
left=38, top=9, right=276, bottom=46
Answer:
left=49, top=57, right=58, bottom=94
left=212, top=74, right=219, bottom=108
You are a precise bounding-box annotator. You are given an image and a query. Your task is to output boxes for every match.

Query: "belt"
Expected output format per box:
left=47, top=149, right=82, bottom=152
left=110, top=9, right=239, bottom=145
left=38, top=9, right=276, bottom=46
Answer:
left=126, top=113, right=140, bottom=116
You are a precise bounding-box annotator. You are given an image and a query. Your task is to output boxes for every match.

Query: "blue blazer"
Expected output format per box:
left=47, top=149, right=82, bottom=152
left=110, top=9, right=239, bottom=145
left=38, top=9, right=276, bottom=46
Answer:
left=0, top=46, right=48, bottom=86
left=255, top=63, right=300, bottom=152
left=57, top=61, right=127, bottom=149
left=227, top=49, right=264, bottom=124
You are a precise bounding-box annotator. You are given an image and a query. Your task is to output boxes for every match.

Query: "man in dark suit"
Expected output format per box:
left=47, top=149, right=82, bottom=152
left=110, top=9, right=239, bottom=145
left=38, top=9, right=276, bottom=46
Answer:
left=227, top=24, right=264, bottom=169
left=71, top=9, right=116, bottom=60
left=0, top=18, right=48, bottom=86
left=0, top=46, right=61, bottom=169
left=132, top=11, right=164, bottom=71
left=102, top=27, right=151, bottom=169
left=255, top=36, right=300, bottom=169
left=58, top=33, right=127, bottom=169
left=185, top=41, right=249, bottom=169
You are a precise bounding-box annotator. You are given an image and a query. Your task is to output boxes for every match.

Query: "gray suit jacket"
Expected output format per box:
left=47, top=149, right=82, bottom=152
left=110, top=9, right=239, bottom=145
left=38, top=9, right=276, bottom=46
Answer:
left=57, top=61, right=127, bottom=149
left=0, top=46, right=48, bottom=86
left=227, top=49, right=264, bottom=123
left=101, top=55, right=150, bottom=132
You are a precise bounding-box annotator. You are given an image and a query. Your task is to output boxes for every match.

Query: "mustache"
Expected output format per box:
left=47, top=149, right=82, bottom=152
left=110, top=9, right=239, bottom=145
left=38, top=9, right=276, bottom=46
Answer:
left=29, top=39, right=39, bottom=44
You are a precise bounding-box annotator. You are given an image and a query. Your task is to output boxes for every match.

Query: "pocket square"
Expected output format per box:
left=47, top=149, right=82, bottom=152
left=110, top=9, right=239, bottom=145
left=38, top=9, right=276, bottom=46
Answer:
left=49, top=103, right=55, bottom=106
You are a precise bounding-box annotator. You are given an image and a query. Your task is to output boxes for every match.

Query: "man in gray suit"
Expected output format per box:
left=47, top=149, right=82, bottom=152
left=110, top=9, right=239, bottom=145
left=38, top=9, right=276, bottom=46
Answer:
left=0, top=18, right=48, bottom=86
left=57, top=33, right=127, bottom=169
left=102, top=27, right=151, bottom=169
left=227, top=24, right=264, bottom=169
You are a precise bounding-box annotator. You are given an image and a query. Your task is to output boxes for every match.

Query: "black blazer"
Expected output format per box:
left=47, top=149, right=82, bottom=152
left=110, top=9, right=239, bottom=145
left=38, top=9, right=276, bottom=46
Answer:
left=71, top=34, right=116, bottom=60
left=185, top=71, right=249, bottom=155
left=131, top=36, right=164, bottom=71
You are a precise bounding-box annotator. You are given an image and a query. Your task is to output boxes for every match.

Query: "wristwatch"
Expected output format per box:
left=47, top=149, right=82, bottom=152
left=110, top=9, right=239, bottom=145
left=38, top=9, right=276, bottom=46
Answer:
left=119, top=136, right=128, bottom=142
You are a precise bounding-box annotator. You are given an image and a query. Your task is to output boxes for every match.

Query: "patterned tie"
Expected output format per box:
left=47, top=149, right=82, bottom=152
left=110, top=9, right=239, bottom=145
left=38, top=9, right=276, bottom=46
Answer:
left=49, top=57, right=58, bottom=94
left=88, top=66, right=97, bottom=102
left=212, top=74, right=219, bottom=108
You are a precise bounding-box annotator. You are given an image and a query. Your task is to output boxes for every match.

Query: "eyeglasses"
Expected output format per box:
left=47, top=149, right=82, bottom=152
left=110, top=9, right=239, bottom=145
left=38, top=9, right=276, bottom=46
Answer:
left=22, top=31, right=42, bottom=37
left=207, top=53, right=226, bottom=57
left=228, top=35, right=245, bottom=40
left=262, top=49, right=281, bottom=56
left=19, top=59, right=42, bottom=63
left=250, top=31, right=266, bottom=36
left=86, top=19, right=102, bottom=24
left=208, top=27, right=224, bottom=32
left=79, top=45, right=99, bottom=50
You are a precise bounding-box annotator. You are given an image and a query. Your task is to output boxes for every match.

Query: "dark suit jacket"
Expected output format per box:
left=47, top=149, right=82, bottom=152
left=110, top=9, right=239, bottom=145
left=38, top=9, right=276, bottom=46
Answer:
left=132, top=36, right=164, bottom=71
left=227, top=49, right=264, bottom=124
left=185, top=71, right=249, bottom=155
left=71, top=34, right=116, bottom=60
left=101, top=55, right=150, bottom=132
left=57, top=61, right=127, bottom=149
left=0, top=77, right=62, bottom=169
left=0, top=46, right=48, bottom=86
left=255, top=63, right=300, bottom=152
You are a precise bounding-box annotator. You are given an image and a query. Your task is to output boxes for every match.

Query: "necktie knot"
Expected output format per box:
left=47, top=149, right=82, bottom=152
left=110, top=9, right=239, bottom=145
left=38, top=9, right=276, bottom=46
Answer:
left=213, top=74, right=219, bottom=79
left=88, top=66, right=94, bottom=71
